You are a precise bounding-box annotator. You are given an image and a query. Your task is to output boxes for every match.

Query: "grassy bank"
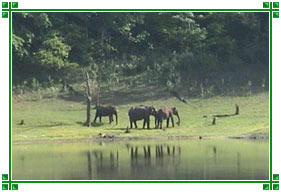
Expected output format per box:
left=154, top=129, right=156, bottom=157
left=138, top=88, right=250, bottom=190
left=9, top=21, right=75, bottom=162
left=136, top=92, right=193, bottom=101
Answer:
left=12, top=91, right=269, bottom=142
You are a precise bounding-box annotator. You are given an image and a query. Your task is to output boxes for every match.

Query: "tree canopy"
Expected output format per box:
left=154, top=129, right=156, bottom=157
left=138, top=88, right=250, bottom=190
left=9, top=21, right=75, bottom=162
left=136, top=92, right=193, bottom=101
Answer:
left=12, top=12, right=269, bottom=97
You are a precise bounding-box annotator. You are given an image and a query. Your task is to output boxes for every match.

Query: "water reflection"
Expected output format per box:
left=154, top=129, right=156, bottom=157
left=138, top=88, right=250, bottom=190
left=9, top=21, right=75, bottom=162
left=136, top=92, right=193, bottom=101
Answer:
left=237, top=152, right=241, bottom=175
left=84, top=144, right=182, bottom=179
left=12, top=139, right=269, bottom=180
left=129, top=145, right=181, bottom=159
left=86, top=150, right=120, bottom=179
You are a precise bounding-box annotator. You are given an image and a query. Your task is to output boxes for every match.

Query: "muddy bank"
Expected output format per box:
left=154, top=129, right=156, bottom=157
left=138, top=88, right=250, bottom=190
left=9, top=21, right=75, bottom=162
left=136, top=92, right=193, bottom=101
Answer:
left=12, top=134, right=268, bottom=145
left=229, top=134, right=269, bottom=140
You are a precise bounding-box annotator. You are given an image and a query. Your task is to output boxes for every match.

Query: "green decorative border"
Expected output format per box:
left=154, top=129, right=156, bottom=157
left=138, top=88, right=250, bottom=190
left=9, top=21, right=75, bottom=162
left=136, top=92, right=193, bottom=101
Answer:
left=1, top=1, right=280, bottom=191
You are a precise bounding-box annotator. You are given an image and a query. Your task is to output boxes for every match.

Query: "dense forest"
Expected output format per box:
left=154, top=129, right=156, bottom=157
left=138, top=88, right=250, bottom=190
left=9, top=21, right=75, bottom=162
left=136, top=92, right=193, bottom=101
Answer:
left=12, top=12, right=269, bottom=98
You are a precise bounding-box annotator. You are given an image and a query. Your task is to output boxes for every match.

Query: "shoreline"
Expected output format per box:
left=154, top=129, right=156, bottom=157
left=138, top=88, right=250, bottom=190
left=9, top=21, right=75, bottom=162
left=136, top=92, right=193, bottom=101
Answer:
left=12, top=134, right=269, bottom=145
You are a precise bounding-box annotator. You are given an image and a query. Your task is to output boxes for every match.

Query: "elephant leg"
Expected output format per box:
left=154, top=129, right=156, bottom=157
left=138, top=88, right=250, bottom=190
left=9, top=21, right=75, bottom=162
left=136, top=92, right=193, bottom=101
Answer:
left=99, top=116, right=102, bottom=123
left=147, top=116, right=150, bottom=129
left=109, top=115, right=113, bottom=124
left=167, top=118, right=170, bottom=128
left=171, top=116, right=175, bottom=127
left=143, top=120, right=146, bottom=129
left=130, top=121, right=133, bottom=129
left=157, top=117, right=159, bottom=129
left=93, top=114, right=98, bottom=123
left=134, top=121, right=138, bottom=128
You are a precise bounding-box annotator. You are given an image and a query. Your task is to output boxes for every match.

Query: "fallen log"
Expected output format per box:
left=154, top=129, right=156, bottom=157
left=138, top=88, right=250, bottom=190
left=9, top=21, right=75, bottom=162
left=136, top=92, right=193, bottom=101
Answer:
left=208, top=104, right=240, bottom=125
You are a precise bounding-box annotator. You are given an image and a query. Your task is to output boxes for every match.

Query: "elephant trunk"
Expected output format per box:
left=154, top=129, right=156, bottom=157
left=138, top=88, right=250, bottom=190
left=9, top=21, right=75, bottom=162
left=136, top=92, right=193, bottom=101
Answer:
left=115, top=112, right=118, bottom=125
left=176, top=113, right=180, bottom=126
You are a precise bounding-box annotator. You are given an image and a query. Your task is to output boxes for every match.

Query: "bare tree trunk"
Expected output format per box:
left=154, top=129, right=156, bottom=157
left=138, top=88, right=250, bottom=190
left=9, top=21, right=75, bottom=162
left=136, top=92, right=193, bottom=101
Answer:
left=235, top=104, right=239, bottom=115
left=84, top=72, right=92, bottom=127
left=95, top=23, right=104, bottom=107
left=212, top=117, right=216, bottom=125
left=96, top=80, right=100, bottom=106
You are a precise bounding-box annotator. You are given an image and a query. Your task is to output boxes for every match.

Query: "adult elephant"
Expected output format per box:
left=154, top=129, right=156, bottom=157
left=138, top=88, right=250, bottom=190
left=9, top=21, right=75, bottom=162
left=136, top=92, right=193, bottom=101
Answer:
left=156, top=106, right=180, bottom=129
left=128, top=105, right=157, bottom=129
left=93, top=105, right=118, bottom=125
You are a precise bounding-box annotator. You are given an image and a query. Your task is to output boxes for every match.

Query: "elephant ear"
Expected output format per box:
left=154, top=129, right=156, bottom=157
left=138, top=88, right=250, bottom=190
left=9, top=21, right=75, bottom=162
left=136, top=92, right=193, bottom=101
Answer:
left=114, top=106, right=118, bottom=112
left=171, top=107, right=178, bottom=115
left=149, top=106, right=157, bottom=115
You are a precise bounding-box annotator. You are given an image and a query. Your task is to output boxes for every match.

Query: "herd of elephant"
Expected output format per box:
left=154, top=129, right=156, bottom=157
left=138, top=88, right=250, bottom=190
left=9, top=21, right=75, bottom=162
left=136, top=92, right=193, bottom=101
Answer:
left=93, top=105, right=181, bottom=129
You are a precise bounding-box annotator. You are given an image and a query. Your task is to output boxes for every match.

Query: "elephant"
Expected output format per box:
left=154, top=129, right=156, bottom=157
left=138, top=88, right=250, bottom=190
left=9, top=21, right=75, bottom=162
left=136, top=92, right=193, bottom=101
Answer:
left=128, top=105, right=157, bottom=129
left=156, top=106, right=180, bottom=129
left=93, top=105, right=118, bottom=125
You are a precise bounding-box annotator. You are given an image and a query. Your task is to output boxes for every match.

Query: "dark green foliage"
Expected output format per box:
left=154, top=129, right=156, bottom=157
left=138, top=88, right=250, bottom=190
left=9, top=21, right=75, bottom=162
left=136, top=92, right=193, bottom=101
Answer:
left=12, top=12, right=269, bottom=97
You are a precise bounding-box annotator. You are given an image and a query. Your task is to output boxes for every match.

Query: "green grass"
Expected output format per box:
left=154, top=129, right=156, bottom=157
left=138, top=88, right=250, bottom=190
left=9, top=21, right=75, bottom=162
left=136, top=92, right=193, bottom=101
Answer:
left=12, top=91, right=269, bottom=142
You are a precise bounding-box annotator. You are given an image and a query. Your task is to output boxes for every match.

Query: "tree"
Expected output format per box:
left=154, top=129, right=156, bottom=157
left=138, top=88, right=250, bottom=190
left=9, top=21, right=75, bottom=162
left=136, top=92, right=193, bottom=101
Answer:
left=12, top=12, right=269, bottom=99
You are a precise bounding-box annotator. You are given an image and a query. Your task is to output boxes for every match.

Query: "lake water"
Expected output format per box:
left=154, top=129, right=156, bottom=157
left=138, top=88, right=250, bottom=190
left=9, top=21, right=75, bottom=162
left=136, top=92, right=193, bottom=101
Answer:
left=12, top=139, right=269, bottom=180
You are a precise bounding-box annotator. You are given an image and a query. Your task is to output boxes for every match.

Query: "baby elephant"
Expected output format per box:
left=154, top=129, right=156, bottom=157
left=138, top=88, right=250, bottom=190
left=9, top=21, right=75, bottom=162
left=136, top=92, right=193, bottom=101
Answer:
left=156, top=106, right=180, bottom=129
left=93, top=105, right=118, bottom=125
